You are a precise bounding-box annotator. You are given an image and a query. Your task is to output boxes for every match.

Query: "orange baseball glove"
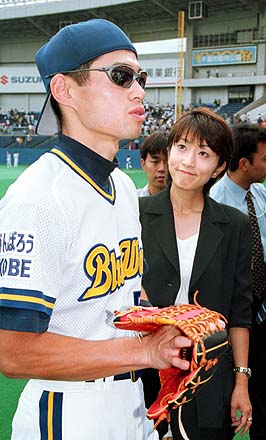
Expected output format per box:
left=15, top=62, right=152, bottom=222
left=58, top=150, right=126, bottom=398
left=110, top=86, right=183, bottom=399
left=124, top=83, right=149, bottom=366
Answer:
left=113, top=293, right=228, bottom=427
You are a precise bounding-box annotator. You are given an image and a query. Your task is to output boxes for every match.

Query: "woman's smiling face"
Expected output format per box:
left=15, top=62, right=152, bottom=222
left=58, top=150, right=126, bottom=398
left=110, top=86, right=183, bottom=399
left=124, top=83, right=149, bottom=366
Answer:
left=168, top=134, right=225, bottom=192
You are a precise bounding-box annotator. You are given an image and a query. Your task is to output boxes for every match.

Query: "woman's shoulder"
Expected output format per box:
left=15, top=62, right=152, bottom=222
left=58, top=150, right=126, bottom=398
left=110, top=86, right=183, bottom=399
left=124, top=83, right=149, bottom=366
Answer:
left=138, top=194, right=155, bottom=210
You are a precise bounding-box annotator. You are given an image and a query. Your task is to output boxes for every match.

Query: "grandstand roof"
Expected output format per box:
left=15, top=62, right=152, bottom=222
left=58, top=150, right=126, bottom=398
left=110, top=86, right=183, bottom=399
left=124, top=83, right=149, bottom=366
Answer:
left=0, top=0, right=265, bottom=42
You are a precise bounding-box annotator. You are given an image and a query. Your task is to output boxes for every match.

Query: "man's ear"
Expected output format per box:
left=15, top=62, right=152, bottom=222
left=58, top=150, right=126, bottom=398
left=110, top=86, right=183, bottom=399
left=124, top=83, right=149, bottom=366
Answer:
left=50, top=74, right=73, bottom=107
left=239, top=157, right=250, bottom=171
left=140, top=158, right=145, bottom=171
left=211, top=161, right=226, bottom=178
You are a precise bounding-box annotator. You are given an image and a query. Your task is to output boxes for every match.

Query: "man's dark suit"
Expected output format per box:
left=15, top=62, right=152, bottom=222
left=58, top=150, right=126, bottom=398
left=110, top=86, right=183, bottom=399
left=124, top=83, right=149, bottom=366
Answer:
left=139, top=186, right=253, bottom=438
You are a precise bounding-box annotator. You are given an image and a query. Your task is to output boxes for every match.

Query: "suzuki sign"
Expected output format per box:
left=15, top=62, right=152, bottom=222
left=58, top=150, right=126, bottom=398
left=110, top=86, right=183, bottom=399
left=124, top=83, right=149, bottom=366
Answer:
left=0, top=65, right=45, bottom=93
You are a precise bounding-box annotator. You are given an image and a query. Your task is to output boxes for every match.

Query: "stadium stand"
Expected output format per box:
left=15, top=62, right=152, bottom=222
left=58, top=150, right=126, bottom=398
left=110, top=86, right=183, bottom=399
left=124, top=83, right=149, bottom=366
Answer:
left=216, top=102, right=247, bottom=119
left=1, top=0, right=266, bottom=174
left=2, top=1, right=266, bottom=116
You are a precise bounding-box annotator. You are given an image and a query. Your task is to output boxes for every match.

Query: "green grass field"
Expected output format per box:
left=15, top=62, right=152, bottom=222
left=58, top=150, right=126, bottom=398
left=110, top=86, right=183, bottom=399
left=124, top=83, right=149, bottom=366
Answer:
left=0, top=375, right=27, bottom=440
left=0, top=165, right=28, bottom=199
left=0, top=165, right=248, bottom=440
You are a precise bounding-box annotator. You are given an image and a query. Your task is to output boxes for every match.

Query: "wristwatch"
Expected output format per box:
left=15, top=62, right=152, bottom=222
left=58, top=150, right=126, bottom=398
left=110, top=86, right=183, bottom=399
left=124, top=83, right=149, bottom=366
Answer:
left=233, top=367, right=252, bottom=379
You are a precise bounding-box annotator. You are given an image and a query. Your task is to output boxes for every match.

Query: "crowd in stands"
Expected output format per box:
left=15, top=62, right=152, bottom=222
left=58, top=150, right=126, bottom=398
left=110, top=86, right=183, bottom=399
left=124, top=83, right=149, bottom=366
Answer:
left=0, top=108, right=38, bottom=135
left=1, top=102, right=266, bottom=150
left=142, top=102, right=176, bottom=136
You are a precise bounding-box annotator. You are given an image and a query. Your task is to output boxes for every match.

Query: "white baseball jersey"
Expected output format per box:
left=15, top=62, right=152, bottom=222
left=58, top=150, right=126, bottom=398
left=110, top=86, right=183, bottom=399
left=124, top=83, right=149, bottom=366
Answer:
left=0, top=135, right=158, bottom=440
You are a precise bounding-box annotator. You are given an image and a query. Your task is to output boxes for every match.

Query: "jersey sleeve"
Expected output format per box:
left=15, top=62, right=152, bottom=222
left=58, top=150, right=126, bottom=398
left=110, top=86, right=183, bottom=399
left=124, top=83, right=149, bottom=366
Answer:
left=0, top=188, right=68, bottom=332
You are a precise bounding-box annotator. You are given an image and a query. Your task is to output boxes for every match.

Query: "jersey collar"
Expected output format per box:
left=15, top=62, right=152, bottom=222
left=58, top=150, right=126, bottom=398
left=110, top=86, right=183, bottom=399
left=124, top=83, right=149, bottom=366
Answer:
left=50, top=134, right=118, bottom=204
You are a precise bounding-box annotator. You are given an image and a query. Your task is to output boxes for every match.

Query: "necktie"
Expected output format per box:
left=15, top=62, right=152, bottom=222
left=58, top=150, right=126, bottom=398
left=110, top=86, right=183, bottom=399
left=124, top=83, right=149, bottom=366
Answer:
left=257, top=302, right=266, bottom=324
left=246, top=190, right=266, bottom=300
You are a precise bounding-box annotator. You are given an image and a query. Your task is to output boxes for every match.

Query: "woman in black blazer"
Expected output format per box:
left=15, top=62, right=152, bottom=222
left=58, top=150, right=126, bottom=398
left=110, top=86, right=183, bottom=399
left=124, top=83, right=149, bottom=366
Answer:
left=140, top=108, right=253, bottom=440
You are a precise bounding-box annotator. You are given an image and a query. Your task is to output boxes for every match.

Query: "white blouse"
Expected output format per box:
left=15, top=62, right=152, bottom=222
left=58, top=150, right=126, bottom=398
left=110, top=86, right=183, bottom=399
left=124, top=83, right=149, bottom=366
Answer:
left=175, top=232, right=199, bottom=305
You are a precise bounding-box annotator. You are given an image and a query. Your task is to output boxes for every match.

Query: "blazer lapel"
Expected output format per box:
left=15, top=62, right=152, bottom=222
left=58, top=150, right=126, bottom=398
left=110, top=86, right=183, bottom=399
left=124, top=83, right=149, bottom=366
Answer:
left=145, top=188, right=180, bottom=274
left=190, top=196, right=229, bottom=289
left=143, top=193, right=231, bottom=291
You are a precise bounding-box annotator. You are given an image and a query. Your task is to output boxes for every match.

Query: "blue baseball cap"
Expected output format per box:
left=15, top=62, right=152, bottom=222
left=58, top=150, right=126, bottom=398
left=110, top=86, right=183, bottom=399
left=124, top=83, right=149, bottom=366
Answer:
left=35, top=19, right=137, bottom=135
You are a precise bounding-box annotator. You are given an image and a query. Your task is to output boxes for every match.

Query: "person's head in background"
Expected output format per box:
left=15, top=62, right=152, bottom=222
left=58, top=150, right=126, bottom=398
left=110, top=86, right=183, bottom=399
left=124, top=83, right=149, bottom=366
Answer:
left=228, top=123, right=266, bottom=189
left=140, top=132, right=168, bottom=195
left=167, top=107, right=233, bottom=195
left=35, top=19, right=147, bottom=160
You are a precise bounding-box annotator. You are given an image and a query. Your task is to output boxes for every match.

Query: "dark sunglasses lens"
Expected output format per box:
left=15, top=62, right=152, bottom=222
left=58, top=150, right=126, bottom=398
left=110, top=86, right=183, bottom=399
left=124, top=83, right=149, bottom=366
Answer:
left=137, top=73, right=147, bottom=89
left=110, top=66, right=134, bottom=87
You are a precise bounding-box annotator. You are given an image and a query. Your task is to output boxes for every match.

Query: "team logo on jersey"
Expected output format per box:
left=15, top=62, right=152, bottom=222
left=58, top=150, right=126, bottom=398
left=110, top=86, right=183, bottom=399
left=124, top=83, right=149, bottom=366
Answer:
left=80, top=238, right=143, bottom=301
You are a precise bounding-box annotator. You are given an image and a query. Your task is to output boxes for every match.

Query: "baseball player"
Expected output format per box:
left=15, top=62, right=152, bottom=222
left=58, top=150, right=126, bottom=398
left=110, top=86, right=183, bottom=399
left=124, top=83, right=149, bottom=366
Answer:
left=6, top=150, right=11, bottom=168
left=0, top=19, right=192, bottom=440
left=126, top=154, right=133, bottom=169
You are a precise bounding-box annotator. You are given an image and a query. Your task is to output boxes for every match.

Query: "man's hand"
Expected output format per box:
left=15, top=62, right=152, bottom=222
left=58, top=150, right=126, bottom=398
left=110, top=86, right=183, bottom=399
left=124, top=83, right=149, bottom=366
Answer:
left=142, top=325, right=192, bottom=370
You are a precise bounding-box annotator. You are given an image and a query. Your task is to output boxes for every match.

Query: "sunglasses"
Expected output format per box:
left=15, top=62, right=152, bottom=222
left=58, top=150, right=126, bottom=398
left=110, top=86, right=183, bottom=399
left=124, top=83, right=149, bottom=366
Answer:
left=45, top=65, right=147, bottom=89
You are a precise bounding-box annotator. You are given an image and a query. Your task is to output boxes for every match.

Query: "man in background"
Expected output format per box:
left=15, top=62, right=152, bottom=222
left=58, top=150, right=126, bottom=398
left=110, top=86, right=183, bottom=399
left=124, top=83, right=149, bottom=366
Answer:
left=137, top=132, right=168, bottom=197
left=210, top=123, right=266, bottom=440
left=125, top=154, right=132, bottom=169
left=13, top=151, right=20, bottom=168
left=6, top=150, right=11, bottom=168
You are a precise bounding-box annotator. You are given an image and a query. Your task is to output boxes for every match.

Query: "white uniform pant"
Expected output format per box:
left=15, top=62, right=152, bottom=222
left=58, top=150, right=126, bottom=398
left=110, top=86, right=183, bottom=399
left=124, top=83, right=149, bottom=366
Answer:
left=12, top=377, right=159, bottom=440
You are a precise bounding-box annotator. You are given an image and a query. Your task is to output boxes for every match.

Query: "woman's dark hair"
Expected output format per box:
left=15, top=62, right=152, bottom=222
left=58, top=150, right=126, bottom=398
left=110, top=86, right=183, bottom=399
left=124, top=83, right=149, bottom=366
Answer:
left=167, top=107, right=233, bottom=194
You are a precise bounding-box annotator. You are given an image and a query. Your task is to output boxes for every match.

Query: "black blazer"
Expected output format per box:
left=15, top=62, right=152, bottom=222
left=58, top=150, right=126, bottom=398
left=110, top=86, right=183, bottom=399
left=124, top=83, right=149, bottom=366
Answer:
left=139, top=186, right=253, bottom=428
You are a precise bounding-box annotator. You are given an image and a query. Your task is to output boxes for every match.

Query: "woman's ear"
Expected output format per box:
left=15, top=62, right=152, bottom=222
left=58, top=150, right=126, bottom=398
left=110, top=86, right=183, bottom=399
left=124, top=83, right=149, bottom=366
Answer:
left=212, top=161, right=226, bottom=179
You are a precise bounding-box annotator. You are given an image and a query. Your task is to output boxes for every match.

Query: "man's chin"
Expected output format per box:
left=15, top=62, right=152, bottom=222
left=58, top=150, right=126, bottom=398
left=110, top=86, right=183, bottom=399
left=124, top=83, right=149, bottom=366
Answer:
left=126, top=126, right=142, bottom=140
left=155, top=184, right=167, bottom=191
left=156, top=180, right=167, bottom=188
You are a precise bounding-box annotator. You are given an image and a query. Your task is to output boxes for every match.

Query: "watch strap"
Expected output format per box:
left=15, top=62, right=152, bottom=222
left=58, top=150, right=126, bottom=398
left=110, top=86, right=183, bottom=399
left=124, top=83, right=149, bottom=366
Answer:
left=233, top=367, right=252, bottom=378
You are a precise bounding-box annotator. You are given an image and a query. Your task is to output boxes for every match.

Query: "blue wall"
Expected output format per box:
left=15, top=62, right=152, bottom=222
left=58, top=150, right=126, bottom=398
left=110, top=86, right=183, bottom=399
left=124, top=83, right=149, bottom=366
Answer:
left=0, top=146, right=142, bottom=169
left=0, top=147, right=49, bottom=166
left=116, top=149, right=141, bottom=169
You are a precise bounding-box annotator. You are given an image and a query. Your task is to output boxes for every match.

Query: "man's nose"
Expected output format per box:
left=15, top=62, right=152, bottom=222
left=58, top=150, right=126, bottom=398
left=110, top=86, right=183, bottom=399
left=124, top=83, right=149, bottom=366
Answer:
left=158, top=160, right=168, bottom=171
left=129, top=80, right=146, bottom=101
